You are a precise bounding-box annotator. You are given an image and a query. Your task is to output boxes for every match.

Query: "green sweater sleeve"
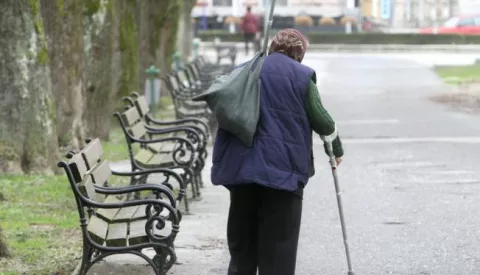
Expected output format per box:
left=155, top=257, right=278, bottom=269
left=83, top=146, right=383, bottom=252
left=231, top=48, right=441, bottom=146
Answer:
left=305, top=80, right=344, bottom=158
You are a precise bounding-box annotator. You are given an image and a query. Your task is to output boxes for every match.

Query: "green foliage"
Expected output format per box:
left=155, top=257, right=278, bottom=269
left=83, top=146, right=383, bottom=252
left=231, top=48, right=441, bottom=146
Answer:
left=198, top=31, right=480, bottom=44
left=83, top=0, right=102, bottom=16
left=307, top=33, right=480, bottom=44
left=0, top=175, right=79, bottom=273
left=435, top=65, right=480, bottom=85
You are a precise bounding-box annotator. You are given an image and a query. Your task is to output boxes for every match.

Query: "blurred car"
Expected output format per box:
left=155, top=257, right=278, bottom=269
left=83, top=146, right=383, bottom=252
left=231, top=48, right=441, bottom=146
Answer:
left=362, top=16, right=387, bottom=33
left=419, top=14, right=480, bottom=35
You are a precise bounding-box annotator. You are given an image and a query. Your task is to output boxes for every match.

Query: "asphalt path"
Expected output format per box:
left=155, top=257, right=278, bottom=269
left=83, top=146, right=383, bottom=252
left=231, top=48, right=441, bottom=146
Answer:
left=297, top=54, right=480, bottom=275
left=95, top=53, right=480, bottom=275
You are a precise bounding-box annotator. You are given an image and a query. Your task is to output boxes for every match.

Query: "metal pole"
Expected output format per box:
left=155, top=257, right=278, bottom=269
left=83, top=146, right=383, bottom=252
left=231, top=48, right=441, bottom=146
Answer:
left=321, top=126, right=355, bottom=275
left=262, top=0, right=277, bottom=54
left=145, top=65, right=160, bottom=117
left=325, top=142, right=355, bottom=275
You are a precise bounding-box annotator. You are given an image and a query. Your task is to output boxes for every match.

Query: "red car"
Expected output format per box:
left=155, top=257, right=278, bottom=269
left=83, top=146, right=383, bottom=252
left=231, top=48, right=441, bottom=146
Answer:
left=420, top=14, right=480, bottom=35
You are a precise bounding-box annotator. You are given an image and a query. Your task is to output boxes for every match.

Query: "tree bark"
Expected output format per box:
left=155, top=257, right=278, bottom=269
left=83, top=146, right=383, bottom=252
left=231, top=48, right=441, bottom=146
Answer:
left=0, top=0, right=59, bottom=174
left=137, top=0, right=182, bottom=95
left=136, top=0, right=151, bottom=95
left=177, top=0, right=196, bottom=61
left=40, top=0, right=86, bottom=150
left=157, top=1, right=183, bottom=73
left=117, top=0, right=139, bottom=98
left=0, top=224, right=9, bottom=258
left=83, top=1, right=121, bottom=140
left=0, top=191, right=9, bottom=257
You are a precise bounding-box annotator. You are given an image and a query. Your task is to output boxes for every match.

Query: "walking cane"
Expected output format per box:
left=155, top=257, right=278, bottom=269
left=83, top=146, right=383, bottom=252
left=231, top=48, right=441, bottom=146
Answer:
left=320, top=125, right=355, bottom=275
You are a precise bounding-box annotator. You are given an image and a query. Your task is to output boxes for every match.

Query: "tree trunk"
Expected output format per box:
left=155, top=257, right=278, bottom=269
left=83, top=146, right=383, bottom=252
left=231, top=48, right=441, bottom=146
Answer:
left=0, top=0, right=59, bottom=174
left=177, top=0, right=196, bottom=61
left=117, top=0, right=139, bottom=98
left=136, top=1, right=182, bottom=95
left=0, top=191, right=9, bottom=258
left=83, top=1, right=121, bottom=140
left=40, top=0, right=86, bottom=150
left=136, top=0, right=151, bottom=95
left=157, top=1, right=183, bottom=73
left=0, top=224, right=9, bottom=258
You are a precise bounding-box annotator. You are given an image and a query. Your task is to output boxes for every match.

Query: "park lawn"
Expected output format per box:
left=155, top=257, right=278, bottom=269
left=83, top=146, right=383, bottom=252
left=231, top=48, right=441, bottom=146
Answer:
left=0, top=103, right=176, bottom=274
left=0, top=175, right=80, bottom=274
left=434, top=64, right=480, bottom=85
left=0, top=129, right=131, bottom=274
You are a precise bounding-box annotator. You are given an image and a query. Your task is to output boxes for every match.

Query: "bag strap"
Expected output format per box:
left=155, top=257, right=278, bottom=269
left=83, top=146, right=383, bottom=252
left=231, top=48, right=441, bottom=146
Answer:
left=261, top=0, right=277, bottom=55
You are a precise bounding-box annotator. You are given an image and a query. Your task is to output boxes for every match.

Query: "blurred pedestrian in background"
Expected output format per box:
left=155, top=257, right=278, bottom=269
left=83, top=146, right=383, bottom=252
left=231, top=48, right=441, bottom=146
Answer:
left=241, top=6, right=260, bottom=55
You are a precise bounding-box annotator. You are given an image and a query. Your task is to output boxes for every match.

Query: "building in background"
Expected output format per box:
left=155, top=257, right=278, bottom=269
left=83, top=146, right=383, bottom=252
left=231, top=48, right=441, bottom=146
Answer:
left=192, top=0, right=345, bottom=18
left=193, top=0, right=469, bottom=29
left=368, top=0, right=461, bottom=28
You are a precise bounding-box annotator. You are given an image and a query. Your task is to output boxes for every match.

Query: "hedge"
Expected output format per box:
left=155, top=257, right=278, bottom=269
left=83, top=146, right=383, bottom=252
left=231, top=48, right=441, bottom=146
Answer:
left=198, top=31, right=480, bottom=45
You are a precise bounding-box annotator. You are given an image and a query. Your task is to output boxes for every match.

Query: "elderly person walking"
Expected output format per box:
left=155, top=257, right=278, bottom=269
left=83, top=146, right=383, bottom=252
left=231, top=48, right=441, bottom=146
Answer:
left=211, top=29, right=344, bottom=275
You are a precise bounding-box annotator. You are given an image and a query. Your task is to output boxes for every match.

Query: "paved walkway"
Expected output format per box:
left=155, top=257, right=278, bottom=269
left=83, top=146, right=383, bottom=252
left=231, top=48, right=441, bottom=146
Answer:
left=87, top=52, right=480, bottom=274
left=202, top=49, right=480, bottom=68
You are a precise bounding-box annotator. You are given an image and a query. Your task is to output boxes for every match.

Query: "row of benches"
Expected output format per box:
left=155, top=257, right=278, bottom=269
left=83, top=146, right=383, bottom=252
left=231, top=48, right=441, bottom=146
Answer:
left=59, top=56, right=228, bottom=275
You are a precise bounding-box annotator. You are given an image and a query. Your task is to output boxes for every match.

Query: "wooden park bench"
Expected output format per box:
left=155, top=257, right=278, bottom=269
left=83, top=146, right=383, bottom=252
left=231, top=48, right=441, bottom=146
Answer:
left=213, top=38, right=237, bottom=66
left=58, top=138, right=183, bottom=275
left=126, top=93, right=210, bottom=160
left=114, top=105, right=204, bottom=213
left=188, top=56, right=231, bottom=87
left=163, top=73, right=213, bottom=121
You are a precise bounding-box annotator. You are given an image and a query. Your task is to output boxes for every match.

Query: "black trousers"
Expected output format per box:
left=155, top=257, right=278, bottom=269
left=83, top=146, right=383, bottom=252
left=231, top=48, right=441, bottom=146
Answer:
left=244, top=33, right=255, bottom=54
left=227, top=184, right=303, bottom=275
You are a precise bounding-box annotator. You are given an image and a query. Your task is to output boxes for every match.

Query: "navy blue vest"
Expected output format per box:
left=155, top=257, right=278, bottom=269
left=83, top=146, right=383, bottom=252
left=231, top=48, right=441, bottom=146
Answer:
left=211, top=53, right=315, bottom=192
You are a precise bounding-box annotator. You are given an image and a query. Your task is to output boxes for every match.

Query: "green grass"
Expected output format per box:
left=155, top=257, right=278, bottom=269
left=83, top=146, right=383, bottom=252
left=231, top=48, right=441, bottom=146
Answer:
left=0, top=175, right=80, bottom=274
left=434, top=64, right=480, bottom=85
left=0, top=130, right=130, bottom=274
left=0, top=128, right=132, bottom=274
left=102, top=127, right=129, bottom=162
left=0, top=101, right=178, bottom=274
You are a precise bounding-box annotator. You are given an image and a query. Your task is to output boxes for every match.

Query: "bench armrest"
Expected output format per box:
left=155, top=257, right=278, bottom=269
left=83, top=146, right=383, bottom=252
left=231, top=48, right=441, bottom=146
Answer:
left=146, top=115, right=209, bottom=134
left=111, top=168, right=185, bottom=190
left=94, top=183, right=176, bottom=207
left=131, top=136, right=195, bottom=151
left=172, top=93, right=193, bottom=101
left=146, top=127, right=203, bottom=147
left=145, top=124, right=207, bottom=146
left=182, top=100, right=208, bottom=109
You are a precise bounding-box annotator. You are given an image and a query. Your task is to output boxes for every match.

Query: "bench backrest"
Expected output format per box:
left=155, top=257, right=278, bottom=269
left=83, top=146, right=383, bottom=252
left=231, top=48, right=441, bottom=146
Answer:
left=190, top=62, right=201, bottom=81
left=120, top=106, right=147, bottom=140
left=165, top=74, right=180, bottom=93
left=134, top=96, right=150, bottom=119
left=68, top=139, right=111, bottom=198
left=183, top=65, right=198, bottom=86
left=177, top=69, right=193, bottom=89
left=60, top=138, right=112, bottom=221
